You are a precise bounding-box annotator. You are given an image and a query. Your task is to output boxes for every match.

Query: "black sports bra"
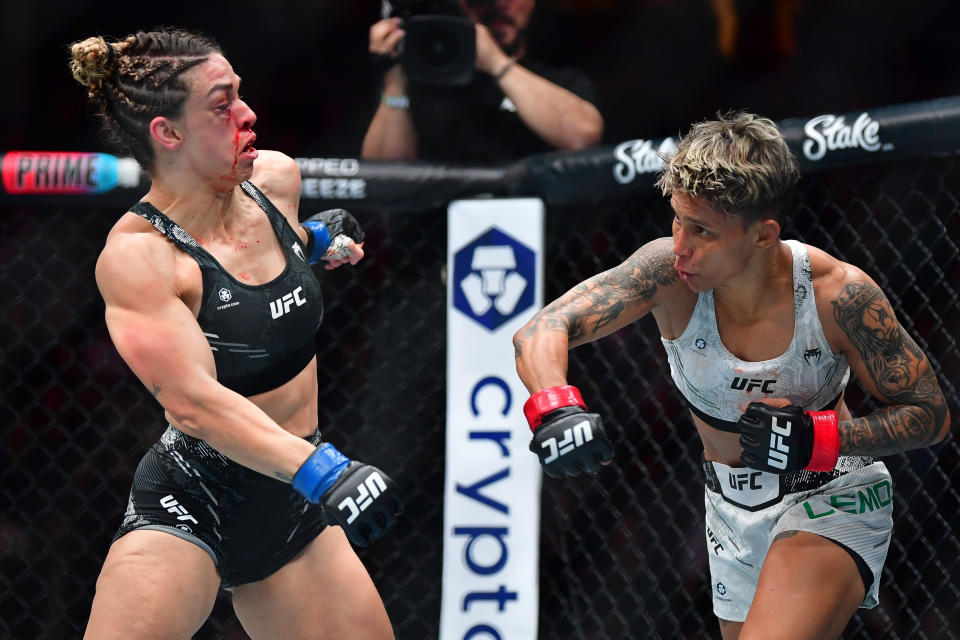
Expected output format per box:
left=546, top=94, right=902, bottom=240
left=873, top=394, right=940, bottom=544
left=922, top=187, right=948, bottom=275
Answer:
left=129, top=182, right=323, bottom=396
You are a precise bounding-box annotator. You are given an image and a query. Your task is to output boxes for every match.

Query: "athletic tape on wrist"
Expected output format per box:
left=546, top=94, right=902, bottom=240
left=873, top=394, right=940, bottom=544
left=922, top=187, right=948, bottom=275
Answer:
left=292, top=443, right=351, bottom=503
left=805, top=410, right=840, bottom=472
left=523, top=385, right=586, bottom=431
left=301, top=220, right=332, bottom=265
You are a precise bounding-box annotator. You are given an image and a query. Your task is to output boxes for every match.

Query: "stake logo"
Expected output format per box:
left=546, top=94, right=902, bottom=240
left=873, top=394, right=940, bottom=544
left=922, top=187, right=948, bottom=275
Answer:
left=612, top=137, right=677, bottom=184
left=452, top=227, right=535, bottom=331
left=802, top=113, right=890, bottom=161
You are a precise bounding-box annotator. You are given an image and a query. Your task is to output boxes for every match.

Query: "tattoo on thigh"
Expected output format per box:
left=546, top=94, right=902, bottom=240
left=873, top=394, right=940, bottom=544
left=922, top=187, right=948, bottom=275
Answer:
left=773, top=530, right=800, bottom=542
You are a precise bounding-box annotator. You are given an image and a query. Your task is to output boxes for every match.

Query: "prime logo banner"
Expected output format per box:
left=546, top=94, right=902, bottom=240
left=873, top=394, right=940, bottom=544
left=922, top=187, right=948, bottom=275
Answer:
left=441, top=198, right=544, bottom=639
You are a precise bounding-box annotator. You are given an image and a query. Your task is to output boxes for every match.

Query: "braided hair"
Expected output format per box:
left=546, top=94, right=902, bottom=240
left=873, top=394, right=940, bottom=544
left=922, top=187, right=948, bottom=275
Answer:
left=68, top=29, right=221, bottom=172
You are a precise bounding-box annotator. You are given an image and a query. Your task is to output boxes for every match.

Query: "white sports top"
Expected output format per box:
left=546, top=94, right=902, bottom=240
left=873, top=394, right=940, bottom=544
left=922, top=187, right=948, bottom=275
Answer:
left=661, top=240, right=850, bottom=433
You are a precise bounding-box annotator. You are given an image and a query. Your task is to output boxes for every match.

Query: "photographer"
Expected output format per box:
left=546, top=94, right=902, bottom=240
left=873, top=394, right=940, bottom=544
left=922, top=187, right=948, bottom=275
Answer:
left=361, top=0, right=604, bottom=163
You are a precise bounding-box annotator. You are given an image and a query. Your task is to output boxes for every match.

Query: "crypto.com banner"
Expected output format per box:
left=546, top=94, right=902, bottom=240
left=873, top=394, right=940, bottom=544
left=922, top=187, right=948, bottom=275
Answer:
left=441, top=199, right=544, bottom=640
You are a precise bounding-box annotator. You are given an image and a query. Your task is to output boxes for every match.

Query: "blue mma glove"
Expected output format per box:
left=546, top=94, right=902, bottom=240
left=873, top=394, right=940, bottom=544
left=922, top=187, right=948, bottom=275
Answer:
left=292, top=443, right=403, bottom=546
left=300, top=209, right=365, bottom=265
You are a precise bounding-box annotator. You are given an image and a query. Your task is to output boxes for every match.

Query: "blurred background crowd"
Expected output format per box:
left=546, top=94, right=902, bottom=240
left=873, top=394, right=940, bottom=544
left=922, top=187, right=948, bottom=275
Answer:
left=4, top=0, right=960, bottom=159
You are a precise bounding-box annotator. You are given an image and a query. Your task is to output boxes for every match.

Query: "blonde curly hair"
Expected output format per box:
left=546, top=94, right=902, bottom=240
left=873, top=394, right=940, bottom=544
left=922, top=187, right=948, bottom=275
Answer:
left=656, top=112, right=800, bottom=224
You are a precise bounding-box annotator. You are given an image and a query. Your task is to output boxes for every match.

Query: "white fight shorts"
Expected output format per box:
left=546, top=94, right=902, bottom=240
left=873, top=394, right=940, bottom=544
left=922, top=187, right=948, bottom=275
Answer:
left=703, top=457, right=893, bottom=622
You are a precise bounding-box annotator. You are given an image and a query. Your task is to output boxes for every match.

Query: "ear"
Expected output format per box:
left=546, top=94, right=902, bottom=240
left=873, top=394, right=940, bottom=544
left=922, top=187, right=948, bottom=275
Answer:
left=148, top=116, right=183, bottom=151
left=753, top=218, right=781, bottom=249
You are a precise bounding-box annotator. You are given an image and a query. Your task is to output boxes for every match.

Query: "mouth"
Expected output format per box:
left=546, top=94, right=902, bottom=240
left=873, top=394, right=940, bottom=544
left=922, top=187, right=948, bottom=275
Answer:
left=239, top=133, right=258, bottom=159
left=674, top=261, right=696, bottom=282
left=486, top=15, right=514, bottom=30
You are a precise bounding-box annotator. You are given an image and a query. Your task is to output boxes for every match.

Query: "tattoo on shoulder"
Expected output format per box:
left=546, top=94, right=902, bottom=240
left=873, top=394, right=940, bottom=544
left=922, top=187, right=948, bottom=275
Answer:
left=832, top=281, right=948, bottom=453
left=149, top=384, right=161, bottom=398
left=517, top=238, right=677, bottom=350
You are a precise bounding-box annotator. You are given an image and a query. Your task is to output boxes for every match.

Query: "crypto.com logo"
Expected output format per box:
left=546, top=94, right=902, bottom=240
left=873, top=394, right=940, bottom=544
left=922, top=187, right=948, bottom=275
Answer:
left=452, top=227, right=535, bottom=331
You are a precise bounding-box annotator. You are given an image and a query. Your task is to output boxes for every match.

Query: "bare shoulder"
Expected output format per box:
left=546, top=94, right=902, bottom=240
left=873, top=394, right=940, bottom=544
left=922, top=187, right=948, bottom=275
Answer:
left=96, top=213, right=179, bottom=306
left=615, top=236, right=688, bottom=304
left=250, top=150, right=301, bottom=223
left=624, top=236, right=677, bottom=279
left=806, top=242, right=891, bottom=348
left=806, top=243, right=877, bottom=304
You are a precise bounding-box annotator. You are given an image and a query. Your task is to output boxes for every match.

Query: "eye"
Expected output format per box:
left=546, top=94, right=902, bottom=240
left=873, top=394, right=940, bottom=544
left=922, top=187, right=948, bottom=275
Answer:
left=695, top=225, right=710, bottom=236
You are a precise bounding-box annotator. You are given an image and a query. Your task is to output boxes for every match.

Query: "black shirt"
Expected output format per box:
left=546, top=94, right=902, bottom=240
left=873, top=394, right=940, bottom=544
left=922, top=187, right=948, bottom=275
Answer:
left=408, top=57, right=599, bottom=165
left=129, top=182, right=324, bottom=397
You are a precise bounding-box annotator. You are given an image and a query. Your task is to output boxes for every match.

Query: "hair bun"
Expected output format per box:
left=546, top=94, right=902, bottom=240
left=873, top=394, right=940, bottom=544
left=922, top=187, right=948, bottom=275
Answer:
left=69, top=36, right=119, bottom=97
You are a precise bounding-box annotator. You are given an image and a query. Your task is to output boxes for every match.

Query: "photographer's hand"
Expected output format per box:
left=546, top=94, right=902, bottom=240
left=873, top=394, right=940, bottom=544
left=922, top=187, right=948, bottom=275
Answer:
left=369, top=17, right=405, bottom=62
left=474, top=23, right=511, bottom=77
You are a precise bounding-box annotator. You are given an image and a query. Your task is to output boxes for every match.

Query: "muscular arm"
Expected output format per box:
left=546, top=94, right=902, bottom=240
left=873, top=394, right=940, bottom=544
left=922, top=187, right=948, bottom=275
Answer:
left=96, top=232, right=316, bottom=482
left=831, top=278, right=951, bottom=456
left=513, top=237, right=677, bottom=393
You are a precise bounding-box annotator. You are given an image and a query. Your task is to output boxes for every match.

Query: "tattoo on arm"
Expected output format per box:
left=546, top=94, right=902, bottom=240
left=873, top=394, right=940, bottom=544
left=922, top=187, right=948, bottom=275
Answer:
left=832, top=281, right=948, bottom=455
left=149, top=384, right=161, bottom=398
left=514, top=239, right=677, bottom=356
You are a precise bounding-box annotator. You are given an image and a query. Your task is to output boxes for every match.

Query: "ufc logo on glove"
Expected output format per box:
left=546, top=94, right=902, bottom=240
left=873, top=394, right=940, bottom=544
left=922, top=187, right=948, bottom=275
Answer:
left=292, top=443, right=403, bottom=546
left=337, top=471, right=389, bottom=524
left=524, top=385, right=614, bottom=478
left=540, top=421, right=594, bottom=464
left=738, top=403, right=841, bottom=474
left=767, top=416, right=792, bottom=470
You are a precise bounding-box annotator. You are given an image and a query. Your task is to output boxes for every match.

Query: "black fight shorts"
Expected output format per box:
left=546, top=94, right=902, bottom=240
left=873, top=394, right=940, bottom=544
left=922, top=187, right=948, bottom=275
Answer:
left=113, top=425, right=328, bottom=588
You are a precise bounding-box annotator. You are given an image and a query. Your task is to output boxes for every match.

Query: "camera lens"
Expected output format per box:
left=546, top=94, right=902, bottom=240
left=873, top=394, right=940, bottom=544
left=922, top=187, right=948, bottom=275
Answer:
left=412, top=25, right=461, bottom=70
left=402, top=15, right=476, bottom=86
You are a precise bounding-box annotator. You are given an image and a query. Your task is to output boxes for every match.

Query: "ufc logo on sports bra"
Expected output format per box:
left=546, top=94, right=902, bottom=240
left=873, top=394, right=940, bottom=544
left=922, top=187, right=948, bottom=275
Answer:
left=270, top=286, right=306, bottom=319
left=767, top=417, right=792, bottom=470
left=337, top=471, right=388, bottom=524
left=730, top=377, right=777, bottom=393
left=541, top=421, right=594, bottom=464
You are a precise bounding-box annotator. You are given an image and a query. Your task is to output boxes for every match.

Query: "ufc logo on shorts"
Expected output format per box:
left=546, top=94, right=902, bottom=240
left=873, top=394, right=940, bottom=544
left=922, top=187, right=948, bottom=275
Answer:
left=159, top=494, right=198, bottom=525
left=767, top=416, right=792, bottom=469
left=729, top=470, right=764, bottom=491
left=541, top=421, right=594, bottom=464
left=337, top=472, right=388, bottom=524
left=270, top=286, right=306, bottom=319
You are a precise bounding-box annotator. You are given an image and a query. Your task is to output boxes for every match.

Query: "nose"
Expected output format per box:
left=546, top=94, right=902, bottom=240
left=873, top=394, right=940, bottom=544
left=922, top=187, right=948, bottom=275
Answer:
left=235, top=98, right=256, bottom=129
left=673, top=225, right=691, bottom=258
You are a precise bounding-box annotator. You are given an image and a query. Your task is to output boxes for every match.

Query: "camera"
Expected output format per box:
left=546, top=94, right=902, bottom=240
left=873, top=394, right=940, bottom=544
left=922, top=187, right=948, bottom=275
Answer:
left=383, top=0, right=477, bottom=86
